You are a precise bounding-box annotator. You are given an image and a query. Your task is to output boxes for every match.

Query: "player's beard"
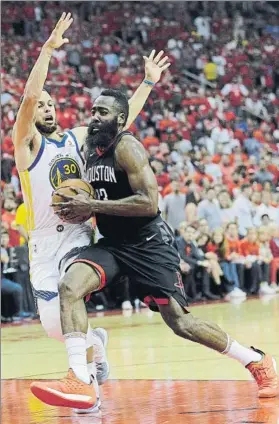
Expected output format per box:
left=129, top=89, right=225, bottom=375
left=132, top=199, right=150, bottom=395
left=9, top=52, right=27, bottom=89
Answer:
left=35, top=121, right=58, bottom=135
left=86, top=117, right=118, bottom=151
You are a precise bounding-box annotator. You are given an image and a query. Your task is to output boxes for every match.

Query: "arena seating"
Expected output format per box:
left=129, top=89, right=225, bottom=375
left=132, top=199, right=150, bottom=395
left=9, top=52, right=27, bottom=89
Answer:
left=1, top=1, right=279, bottom=318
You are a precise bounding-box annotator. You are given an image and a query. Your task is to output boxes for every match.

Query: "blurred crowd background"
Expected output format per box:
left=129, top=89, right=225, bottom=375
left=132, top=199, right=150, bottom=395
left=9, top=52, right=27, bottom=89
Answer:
left=1, top=1, right=279, bottom=321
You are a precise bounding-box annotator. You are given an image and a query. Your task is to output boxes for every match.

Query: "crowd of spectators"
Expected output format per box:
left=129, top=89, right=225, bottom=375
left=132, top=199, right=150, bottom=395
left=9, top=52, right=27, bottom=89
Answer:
left=1, top=1, right=279, bottom=317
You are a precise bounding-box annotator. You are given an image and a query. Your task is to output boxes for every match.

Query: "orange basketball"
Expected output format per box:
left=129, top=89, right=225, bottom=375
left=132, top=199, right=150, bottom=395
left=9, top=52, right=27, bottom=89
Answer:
left=52, top=179, right=95, bottom=224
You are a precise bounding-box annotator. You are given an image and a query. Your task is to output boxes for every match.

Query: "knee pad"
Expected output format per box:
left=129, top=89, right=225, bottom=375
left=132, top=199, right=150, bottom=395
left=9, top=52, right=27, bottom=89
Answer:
left=37, top=296, right=64, bottom=342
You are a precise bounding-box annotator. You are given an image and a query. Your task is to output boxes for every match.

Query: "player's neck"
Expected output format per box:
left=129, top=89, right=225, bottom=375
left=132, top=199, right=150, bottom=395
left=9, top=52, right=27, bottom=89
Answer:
left=42, top=130, right=64, bottom=141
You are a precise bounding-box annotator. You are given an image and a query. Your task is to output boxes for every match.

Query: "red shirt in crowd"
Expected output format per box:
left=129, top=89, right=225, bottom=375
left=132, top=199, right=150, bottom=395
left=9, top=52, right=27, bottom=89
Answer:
left=207, top=238, right=243, bottom=260
left=56, top=108, right=77, bottom=130
left=23, top=5, right=35, bottom=20
left=270, top=239, right=279, bottom=258
left=2, top=136, right=14, bottom=156
left=240, top=239, right=260, bottom=256
left=156, top=173, right=171, bottom=191
left=142, top=136, right=160, bottom=149
left=206, top=242, right=224, bottom=260
left=193, top=172, right=213, bottom=185
left=225, top=238, right=242, bottom=257
left=70, top=93, right=91, bottom=109
left=2, top=211, right=20, bottom=247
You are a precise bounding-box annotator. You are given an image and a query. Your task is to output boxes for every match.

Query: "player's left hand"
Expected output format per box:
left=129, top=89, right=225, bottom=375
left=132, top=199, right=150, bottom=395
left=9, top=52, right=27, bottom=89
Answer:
left=51, top=188, right=93, bottom=221
left=143, top=50, right=171, bottom=84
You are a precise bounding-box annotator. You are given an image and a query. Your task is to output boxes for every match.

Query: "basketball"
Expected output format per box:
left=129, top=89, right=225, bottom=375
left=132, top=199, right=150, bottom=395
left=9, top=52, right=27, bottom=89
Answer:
left=52, top=179, right=95, bottom=224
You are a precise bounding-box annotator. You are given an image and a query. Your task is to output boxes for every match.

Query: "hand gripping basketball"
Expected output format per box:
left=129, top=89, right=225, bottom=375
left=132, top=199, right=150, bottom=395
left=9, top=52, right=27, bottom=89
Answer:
left=51, top=179, right=95, bottom=224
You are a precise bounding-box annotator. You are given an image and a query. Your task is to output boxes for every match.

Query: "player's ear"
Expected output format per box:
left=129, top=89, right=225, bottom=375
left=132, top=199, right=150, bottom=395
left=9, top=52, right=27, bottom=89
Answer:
left=118, top=113, right=125, bottom=125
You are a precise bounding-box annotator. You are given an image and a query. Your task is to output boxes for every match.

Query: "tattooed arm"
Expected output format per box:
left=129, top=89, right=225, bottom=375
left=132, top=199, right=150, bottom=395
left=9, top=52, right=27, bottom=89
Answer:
left=52, top=134, right=159, bottom=218
left=91, top=134, right=159, bottom=216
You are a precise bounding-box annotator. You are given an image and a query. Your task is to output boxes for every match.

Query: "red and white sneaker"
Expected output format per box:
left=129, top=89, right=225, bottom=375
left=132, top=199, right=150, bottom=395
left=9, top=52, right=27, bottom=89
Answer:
left=246, top=347, right=279, bottom=398
left=73, top=369, right=101, bottom=414
left=30, top=369, right=96, bottom=409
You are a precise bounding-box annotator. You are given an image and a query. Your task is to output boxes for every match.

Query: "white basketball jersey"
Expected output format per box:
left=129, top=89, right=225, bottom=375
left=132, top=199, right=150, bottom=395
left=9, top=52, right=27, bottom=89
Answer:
left=19, top=131, right=85, bottom=231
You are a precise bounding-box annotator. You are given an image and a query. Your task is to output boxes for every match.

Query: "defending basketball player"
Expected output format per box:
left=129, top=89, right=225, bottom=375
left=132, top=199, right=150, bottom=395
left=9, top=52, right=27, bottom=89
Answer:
left=13, top=12, right=171, bottom=410
left=30, top=88, right=278, bottom=409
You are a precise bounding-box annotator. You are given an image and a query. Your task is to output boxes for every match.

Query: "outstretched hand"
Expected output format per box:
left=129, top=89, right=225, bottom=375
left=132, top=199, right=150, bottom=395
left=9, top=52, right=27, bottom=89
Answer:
left=143, top=50, right=171, bottom=84
left=45, top=12, right=73, bottom=50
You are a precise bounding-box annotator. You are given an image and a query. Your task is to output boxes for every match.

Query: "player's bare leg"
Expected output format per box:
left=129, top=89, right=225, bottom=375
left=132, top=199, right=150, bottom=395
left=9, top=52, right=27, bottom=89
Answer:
left=158, top=297, right=278, bottom=398
left=58, top=263, right=101, bottom=380
left=30, top=263, right=102, bottom=408
left=37, top=288, right=108, bottom=388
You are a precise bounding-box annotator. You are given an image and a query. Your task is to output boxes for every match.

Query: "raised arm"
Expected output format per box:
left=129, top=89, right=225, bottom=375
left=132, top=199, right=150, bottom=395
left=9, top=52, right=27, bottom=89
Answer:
left=71, top=50, right=171, bottom=149
left=125, top=50, right=170, bottom=130
left=12, top=13, right=73, bottom=170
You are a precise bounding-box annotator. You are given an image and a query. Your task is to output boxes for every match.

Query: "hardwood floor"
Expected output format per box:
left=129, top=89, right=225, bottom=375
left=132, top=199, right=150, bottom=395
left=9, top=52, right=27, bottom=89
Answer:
left=2, top=295, right=279, bottom=423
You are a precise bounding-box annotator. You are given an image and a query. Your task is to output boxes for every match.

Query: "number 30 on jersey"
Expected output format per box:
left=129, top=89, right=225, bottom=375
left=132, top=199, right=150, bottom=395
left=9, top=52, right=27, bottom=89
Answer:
left=95, top=188, right=108, bottom=200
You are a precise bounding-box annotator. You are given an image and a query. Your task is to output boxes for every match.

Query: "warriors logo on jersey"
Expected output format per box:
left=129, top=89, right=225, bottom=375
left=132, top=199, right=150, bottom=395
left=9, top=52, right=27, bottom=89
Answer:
left=49, top=156, right=82, bottom=189
left=19, top=131, right=85, bottom=231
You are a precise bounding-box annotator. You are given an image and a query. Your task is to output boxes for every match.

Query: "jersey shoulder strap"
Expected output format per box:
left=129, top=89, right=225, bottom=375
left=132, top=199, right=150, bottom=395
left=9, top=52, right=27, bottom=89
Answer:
left=114, top=130, right=134, bottom=148
left=111, top=131, right=135, bottom=171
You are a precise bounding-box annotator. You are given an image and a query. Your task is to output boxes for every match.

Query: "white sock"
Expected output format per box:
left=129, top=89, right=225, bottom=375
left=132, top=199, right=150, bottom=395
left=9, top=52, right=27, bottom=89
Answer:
left=65, top=333, right=90, bottom=384
left=86, top=325, right=94, bottom=350
left=223, top=338, right=262, bottom=366
left=87, top=361, right=97, bottom=377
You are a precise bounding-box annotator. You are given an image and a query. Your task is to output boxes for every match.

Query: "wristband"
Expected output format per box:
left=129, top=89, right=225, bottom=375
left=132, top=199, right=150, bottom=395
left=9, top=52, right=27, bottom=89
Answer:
left=144, top=79, right=155, bottom=87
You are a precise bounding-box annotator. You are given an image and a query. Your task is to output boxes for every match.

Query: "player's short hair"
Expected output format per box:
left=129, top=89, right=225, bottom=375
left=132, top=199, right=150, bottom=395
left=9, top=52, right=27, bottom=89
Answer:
left=100, top=88, right=129, bottom=126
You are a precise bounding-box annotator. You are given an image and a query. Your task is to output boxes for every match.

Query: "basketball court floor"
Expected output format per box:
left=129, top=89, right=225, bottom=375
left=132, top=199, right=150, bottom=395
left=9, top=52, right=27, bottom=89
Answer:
left=2, top=295, right=279, bottom=424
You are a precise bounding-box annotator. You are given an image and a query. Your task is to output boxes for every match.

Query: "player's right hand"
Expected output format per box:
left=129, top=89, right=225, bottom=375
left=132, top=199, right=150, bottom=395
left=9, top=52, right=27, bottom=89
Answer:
left=45, top=12, right=73, bottom=50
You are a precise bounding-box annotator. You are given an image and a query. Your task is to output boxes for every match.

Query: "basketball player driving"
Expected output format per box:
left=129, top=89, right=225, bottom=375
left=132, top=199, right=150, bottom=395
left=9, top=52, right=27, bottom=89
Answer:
left=30, top=87, right=278, bottom=408
left=12, top=12, right=171, bottom=412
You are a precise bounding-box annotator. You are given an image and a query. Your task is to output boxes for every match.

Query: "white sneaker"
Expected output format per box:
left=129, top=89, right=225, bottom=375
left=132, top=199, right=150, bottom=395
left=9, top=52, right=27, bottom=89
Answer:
left=92, top=328, right=110, bottom=386
left=122, top=300, right=133, bottom=310
left=134, top=299, right=140, bottom=309
left=229, top=297, right=247, bottom=305
left=96, top=305, right=104, bottom=311
left=235, top=288, right=247, bottom=297
left=270, top=283, right=279, bottom=293
left=259, top=283, right=276, bottom=295
left=229, top=288, right=247, bottom=298
left=224, top=293, right=232, bottom=301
